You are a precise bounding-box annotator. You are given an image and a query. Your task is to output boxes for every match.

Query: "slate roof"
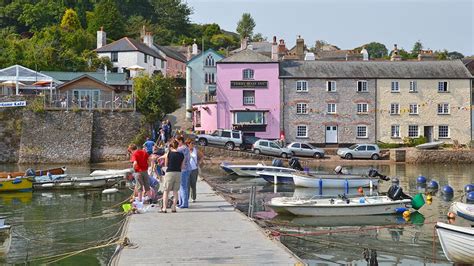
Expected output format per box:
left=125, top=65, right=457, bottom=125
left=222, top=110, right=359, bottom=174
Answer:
left=56, top=74, right=115, bottom=91
left=279, top=60, right=473, bottom=79
left=230, top=41, right=273, bottom=56
left=219, top=49, right=275, bottom=63
left=155, top=45, right=187, bottom=63
left=95, top=37, right=166, bottom=60
left=42, top=71, right=131, bottom=86
left=462, top=57, right=474, bottom=75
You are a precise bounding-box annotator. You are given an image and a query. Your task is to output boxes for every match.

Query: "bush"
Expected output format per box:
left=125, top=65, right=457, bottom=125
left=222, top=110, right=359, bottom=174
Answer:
left=402, top=136, right=427, bottom=147
left=27, top=97, right=45, bottom=114
left=377, top=142, right=402, bottom=149
left=131, top=127, right=148, bottom=146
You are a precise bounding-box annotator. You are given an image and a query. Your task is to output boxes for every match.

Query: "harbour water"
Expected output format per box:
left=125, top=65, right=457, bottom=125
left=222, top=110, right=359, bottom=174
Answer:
left=1, top=162, right=473, bottom=265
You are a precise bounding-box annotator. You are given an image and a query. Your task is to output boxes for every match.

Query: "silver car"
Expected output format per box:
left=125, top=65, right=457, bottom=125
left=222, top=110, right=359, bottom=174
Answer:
left=337, top=144, right=381, bottom=160
left=253, top=140, right=292, bottom=158
left=196, top=129, right=243, bottom=150
left=287, top=142, right=325, bottom=158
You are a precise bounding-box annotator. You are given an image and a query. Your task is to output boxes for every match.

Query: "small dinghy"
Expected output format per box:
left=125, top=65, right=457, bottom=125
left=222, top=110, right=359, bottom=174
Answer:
left=34, top=175, right=123, bottom=190
left=416, top=141, right=444, bottom=150
left=267, top=195, right=412, bottom=216
left=0, top=177, right=33, bottom=192
left=220, top=162, right=296, bottom=177
left=451, top=202, right=474, bottom=222
left=90, top=169, right=132, bottom=177
left=0, top=167, right=66, bottom=179
left=435, top=222, right=474, bottom=264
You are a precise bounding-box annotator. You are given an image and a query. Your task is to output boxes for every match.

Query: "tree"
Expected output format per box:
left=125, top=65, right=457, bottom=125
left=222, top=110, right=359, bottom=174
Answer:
left=87, top=0, right=125, bottom=40
left=60, top=9, right=82, bottom=31
left=18, top=0, right=65, bottom=31
left=252, top=33, right=266, bottom=42
left=411, top=41, right=423, bottom=55
left=447, top=51, right=464, bottom=60
left=210, top=34, right=235, bottom=50
left=360, top=42, right=388, bottom=59
left=151, top=0, right=192, bottom=39
left=134, top=74, right=180, bottom=125
left=236, top=13, right=255, bottom=39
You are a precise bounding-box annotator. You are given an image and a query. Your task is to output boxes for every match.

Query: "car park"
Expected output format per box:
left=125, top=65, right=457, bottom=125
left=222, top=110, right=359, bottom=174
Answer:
left=336, top=144, right=381, bottom=160
left=195, top=129, right=243, bottom=150
left=252, top=139, right=292, bottom=158
left=286, top=142, right=325, bottom=158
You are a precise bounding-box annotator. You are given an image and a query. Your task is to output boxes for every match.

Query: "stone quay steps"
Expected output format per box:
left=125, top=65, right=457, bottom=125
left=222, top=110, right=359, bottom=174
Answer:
left=113, top=180, right=300, bottom=265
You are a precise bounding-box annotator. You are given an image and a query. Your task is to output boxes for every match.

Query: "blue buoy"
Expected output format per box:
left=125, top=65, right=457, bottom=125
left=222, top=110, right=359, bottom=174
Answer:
left=417, top=176, right=427, bottom=184
left=359, top=198, right=365, bottom=203
left=427, top=180, right=439, bottom=190
left=465, top=184, right=474, bottom=193
left=442, top=193, right=454, bottom=202
left=442, top=185, right=454, bottom=195
left=467, top=192, right=474, bottom=203
left=395, top=207, right=408, bottom=214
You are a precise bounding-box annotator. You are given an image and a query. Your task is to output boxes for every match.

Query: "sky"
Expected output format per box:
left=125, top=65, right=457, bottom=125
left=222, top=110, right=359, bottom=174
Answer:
left=185, top=0, right=474, bottom=56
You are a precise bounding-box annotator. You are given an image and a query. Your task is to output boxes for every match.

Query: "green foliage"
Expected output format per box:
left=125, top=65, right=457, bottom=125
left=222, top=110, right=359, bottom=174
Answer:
left=252, top=33, right=266, bottom=42
left=18, top=0, right=66, bottom=31
left=411, top=41, right=423, bottom=56
left=151, top=0, right=192, bottom=42
left=356, top=42, right=388, bottom=59
left=132, top=127, right=149, bottom=146
left=377, top=142, right=402, bottom=149
left=27, top=97, right=46, bottom=114
left=61, top=9, right=82, bottom=31
left=236, top=13, right=255, bottom=39
left=403, top=136, right=427, bottom=147
left=134, top=74, right=180, bottom=124
left=210, top=34, right=235, bottom=50
left=87, top=0, right=125, bottom=40
left=447, top=51, right=464, bottom=60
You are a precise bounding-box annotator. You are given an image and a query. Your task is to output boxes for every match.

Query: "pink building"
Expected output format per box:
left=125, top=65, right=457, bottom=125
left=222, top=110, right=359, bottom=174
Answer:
left=194, top=49, right=281, bottom=139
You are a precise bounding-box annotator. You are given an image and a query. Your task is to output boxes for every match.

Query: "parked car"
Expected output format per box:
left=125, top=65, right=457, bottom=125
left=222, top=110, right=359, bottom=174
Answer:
left=287, top=142, right=325, bottom=158
left=252, top=139, right=292, bottom=158
left=239, top=136, right=260, bottom=151
left=337, top=144, right=381, bottom=160
left=195, top=129, right=243, bottom=150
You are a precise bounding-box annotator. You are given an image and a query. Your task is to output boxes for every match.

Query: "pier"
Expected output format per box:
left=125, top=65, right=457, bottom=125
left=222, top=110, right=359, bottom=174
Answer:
left=113, top=180, right=299, bottom=265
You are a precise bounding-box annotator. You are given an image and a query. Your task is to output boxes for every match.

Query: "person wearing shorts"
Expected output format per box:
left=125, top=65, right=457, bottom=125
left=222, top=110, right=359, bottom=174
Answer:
left=161, top=140, right=184, bottom=213
left=128, top=144, right=150, bottom=202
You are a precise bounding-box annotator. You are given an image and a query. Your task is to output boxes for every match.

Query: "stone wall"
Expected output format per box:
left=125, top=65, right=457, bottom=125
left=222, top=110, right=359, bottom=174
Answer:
left=92, top=111, right=143, bottom=162
left=405, top=148, right=474, bottom=164
left=0, top=96, right=25, bottom=162
left=19, top=111, right=94, bottom=164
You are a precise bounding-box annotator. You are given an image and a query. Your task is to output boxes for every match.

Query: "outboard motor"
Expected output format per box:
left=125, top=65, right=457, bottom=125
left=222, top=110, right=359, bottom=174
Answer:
left=272, top=159, right=283, bottom=167
left=289, top=157, right=303, bottom=171
left=387, top=185, right=411, bottom=200
left=25, top=168, right=35, bottom=177
left=334, top=166, right=343, bottom=174
left=368, top=168, right=390, bottom=181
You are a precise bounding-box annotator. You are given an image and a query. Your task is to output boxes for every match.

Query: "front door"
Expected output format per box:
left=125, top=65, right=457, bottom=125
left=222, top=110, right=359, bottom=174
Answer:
left=424, top=126, right=433, bottom=142
left=325, top=126, right=338, bottom=144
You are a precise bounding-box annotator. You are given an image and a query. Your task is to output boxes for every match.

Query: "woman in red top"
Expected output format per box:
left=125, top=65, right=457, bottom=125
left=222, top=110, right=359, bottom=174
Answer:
left=128, top=144, right=151, bottom=202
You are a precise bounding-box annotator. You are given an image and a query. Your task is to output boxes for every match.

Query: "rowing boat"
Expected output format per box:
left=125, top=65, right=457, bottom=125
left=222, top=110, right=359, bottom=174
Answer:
left=0, top=177, right=33, bottom=192
left=451, top=202, right=474, bottom=222
left=0, top=167, right=67, bottom=178
left=435, top=222, right=474, bottom=264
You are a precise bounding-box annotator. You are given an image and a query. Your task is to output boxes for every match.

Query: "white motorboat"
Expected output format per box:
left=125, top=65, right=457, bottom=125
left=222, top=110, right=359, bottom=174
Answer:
left=0, top=217, right=12, bottom=255
left=267, top=196, right=411, bottom=216
left=90, top=169, right=132, bottom=177
left=33, top=175, right=124, bottom=190
left=416, top=141, right=444, bottom=150
left=435, top=222, right=474, bottom=264
left=292, top=173, right=378, bottom=188
left=451, top=202, right=474, bottom=222
left=220, top=162, right=296, bottom=177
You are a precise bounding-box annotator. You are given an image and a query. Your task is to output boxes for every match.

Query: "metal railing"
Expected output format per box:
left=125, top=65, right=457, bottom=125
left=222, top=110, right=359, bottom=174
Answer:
left=44, top=92, right=135, bottom=111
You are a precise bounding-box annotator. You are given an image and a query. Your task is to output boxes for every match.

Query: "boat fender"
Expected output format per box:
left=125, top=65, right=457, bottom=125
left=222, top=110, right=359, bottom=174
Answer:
left=12, top=178, right=22, bottom=184
left=467, top=191, right=474, bottom=204
left=416, top=176, right=427, bottom=184
left=359, top=198, right=365, bottom=203
left=442, top=185, right=454, bottom=195
left=427, top=180, right=439, bottom=190
left=42, top=183, right=54, bottom=188
left=402, top=210, right=411, bottom=219
left=465, top=184, right=474, bottom=193
left=102, top=188, right=119, bottom=194
left=395, top=207, right=407, bottom=213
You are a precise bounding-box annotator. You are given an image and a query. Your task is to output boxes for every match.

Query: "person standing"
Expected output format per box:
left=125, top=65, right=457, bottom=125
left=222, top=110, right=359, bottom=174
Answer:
left=143, top=137, right=155, bottom=155
left=166, top=119, right=172, bottom=138
left=176, top=136, right=191, bottom=208
left=162, top=121, right=170, bottom=141
left=161, top=140, right=184, bottom=213
left=128, top=144, right=151, bottom=202
left=186, top=139, right=203, bottom=202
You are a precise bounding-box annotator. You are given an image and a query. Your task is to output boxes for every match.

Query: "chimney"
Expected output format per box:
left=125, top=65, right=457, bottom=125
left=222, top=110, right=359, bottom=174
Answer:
left=192, top=39, right=198, bottom=55
left=271, top=36, right=278, bottom=61
left=304, top=52, right=315, bottom=61
left=296, top=35, right=304, bottom=60
left=277, top=39, right=286, bottom=60
left=390, top=44, right=402, bottom=61
left=418, top=49, right=436, bottom=61
left=140, top=25, right=146, bottom=41
left=97, top=27, right=106, bottom=49
left=186, top=45, right=192, bottom=61
left=361, top=46, right=369, bottom=61
left=143, top=32, right=153, bottom=48
left=240, top=37, right=248, bottom=50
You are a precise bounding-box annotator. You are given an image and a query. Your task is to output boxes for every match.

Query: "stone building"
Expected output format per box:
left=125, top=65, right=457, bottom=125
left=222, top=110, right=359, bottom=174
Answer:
left=280, top=60, right=473, bottom=146
left=280, top=61, right=377, bottom=145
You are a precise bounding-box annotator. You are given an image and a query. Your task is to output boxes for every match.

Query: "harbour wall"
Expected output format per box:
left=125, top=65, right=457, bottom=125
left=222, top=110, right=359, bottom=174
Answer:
left=0, top=97, right=142, bottom=164
left=404, top=148, right=474, bottom=164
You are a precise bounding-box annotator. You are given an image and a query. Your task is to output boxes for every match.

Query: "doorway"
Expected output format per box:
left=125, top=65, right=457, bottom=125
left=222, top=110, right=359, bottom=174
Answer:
left=325, top=126, right=338, bottom=144
left=424, top=126, right=433, bottom=142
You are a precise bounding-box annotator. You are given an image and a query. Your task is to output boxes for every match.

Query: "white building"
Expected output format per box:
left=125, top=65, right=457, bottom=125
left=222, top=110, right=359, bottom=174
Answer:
left=95, top=28, right=166, bottom=77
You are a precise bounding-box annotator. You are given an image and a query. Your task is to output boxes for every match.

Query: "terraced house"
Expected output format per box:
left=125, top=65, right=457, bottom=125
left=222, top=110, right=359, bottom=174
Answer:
left=280, top=60, right=473, bottom=146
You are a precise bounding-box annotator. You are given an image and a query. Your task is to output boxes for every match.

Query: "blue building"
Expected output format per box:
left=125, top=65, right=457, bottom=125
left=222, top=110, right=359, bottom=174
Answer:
left=185, top=49, right=224, bottom=120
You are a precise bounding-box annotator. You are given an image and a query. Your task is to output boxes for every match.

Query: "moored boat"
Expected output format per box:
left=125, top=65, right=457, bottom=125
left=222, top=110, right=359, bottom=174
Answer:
left=416, top=141, right=444, bottom=150
left=267, top=195, right=411, bottom=216
left=220, top=162, right=296, bottom=177
left=451, top=202, right=474, bottom=222
left=33, top=175, right=123, bottom=190
left=0, top=167, right=66, bottom=179
left=258, top=171, right=295, bottom=184
left=292, top=173, right=378, bottom=188
left=435, top=222, right=474, bottom=264
left=90, top=169, right=132, bottom=177
left=0, top=177, right=33, bottom=192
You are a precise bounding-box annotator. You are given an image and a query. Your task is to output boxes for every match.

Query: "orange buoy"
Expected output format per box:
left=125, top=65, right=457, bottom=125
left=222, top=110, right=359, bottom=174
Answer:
left=358, top=187, right=364, bottom=194
left=447, top=212, right=456, bottom=219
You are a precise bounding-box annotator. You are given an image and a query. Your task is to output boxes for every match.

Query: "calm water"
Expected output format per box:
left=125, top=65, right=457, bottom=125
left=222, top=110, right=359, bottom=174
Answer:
left=0, top=163, right=131, bottom=265
left=204, top=163, right=474, bottom=265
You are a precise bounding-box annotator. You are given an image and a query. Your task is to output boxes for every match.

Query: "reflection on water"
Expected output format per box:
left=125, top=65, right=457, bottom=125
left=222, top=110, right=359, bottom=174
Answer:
left=204, top=162, right=473, bottom=265
left=0, top=163, right=130, bottom=265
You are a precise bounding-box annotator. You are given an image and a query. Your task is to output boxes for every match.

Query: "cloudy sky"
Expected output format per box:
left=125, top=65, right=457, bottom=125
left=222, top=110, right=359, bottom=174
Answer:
left=185, top=0, right=474, bottom=56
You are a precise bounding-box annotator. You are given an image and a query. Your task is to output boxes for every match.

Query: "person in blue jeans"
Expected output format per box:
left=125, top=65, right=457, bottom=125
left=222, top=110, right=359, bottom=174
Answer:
left=176, top=136, right=192, bottom=208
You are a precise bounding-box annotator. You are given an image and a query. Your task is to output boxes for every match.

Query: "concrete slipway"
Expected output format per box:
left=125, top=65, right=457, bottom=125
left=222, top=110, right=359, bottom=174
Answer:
left=112, top=180, right=300, bottom=265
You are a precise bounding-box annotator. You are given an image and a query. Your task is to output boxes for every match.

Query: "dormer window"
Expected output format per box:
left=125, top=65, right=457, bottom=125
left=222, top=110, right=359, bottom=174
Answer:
left=205, top=54, right=215, bottom=66
left=242, top=69, right=254, bottom=80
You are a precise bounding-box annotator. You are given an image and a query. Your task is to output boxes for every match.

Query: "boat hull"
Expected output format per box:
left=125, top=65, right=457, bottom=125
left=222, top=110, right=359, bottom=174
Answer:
left=90, top=169, right=131, bottom=177
left=0, top=167, right=66, bottom=179
left=268, top=196, right=410, bottom=216
left=451, top=202, right=474, bottom=222
left=436, top=222, right=474, bottom=264
left=260, top=172, right=294, bottom=184
left=292, top=174, right=378, bottom=188
left=33, top=175, right=122, bottom=190
left=220, top=163, right=296, bottom=177
left=0, top=178, right=33, bottom=192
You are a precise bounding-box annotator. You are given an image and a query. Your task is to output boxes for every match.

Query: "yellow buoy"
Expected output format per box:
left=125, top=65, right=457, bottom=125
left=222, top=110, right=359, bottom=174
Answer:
left=403, top=210, right=411, bottom=218
left=426, top=195, right=432, bottom=201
